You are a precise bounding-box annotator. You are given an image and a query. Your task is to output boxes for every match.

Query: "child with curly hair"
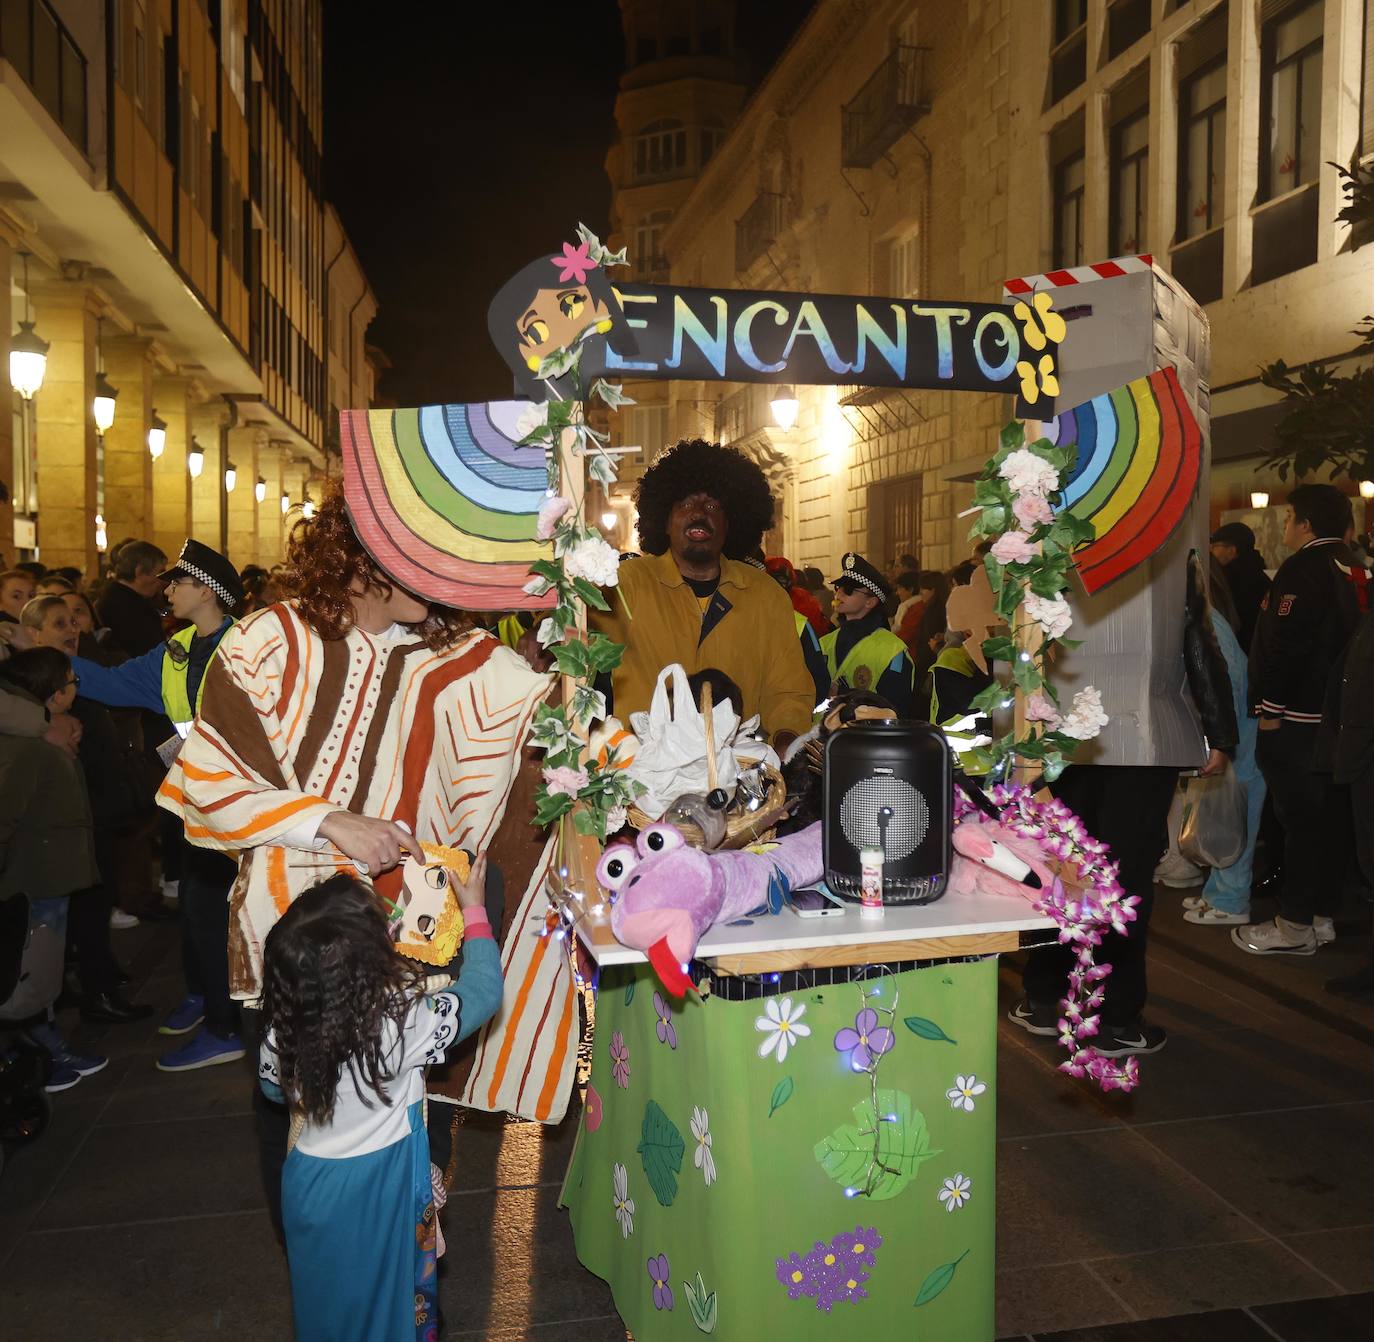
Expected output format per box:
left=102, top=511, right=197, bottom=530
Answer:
left=258, top=863, right=502, bottom=1342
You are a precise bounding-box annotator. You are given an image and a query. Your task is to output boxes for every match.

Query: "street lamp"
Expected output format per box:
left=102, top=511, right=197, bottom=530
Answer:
left=280, top=491, right=291, bottom=515
left=769, top=386, right=800, bottom=431
left=94, top=513, right=108, bottom=552
left=147, top=411, right=167, bottom=460
left=187, top=439, right=205, bottom=479
left=8, top=254, right=48, bottom=401
left=255, top=476, right=267, bottom=503
left=92, top=370, right=118, bottom=437
left=302, top=491, right=315, bottom=520
left=1250, top=491, right=1269, bottom=510
left=1360, top=480, right=1374, bottom=500
left=600, top=511, right=617, bottom=530
left=224, top=461, right=237, bottom=493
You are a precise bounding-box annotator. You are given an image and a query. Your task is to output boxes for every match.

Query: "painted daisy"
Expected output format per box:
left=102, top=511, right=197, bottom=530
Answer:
left=946, top=1074, right=987, bottom=1113
left=612, top=1162, right=635, bottom=1238
left=754, top=996, right=811, bottom=1063
left=938, top=1173, right=972, bottom=1212
left=690, top=1105, right=716, bottom=1186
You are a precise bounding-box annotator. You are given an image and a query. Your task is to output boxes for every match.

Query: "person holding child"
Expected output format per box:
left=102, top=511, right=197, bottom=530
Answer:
left=258, top=865, right=503, bottom=1341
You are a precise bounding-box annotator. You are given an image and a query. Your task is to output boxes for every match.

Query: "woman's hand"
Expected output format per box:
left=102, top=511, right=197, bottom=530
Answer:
left=455, top=853, right=488, bottom=910
left=318, top=812, right=419, bottom=874
left=1198, top=747, right=1228, bottom=777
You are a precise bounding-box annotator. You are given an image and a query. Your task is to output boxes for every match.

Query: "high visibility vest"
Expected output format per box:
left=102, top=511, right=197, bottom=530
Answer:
left=820, top=625, right=909, bottom=694
left=158, top=622, right=230, bottom=724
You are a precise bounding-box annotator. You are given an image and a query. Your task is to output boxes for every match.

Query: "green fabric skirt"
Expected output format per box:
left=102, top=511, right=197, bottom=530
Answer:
left=560, top=957, right=998, bottom=1340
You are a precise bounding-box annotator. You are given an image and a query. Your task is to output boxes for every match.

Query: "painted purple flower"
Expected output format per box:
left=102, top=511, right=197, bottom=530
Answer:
left=610, top=1030, right=630, bottom=1089
left=551, top=240, right=596, bottom=284
left=647, top=1252, right=674, bottom=1310
left=653, top=991, right=677, bottom=1050
left=776, top=1227, right=881, bottom=1311
left=833, top=1008, right=895, bottom=1072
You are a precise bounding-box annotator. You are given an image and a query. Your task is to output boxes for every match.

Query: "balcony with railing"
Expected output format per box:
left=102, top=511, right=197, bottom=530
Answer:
left=0, top=0, right=88, bottom=153
left=841, top=45, right=930, bottom=169
left=735, top=191, right=783, bottom=273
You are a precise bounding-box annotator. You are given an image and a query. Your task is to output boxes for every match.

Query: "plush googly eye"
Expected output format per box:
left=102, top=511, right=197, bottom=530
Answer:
left=596, top=844, right=639, bottom=892
left=423, top=865, right=449, bottom=890
left=637, top=824, right=685, bottom=859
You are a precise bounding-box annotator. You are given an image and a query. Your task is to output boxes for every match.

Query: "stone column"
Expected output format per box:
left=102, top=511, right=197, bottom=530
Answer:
left=256, top=441, right=287, bottom=567
left=225, top=425, right=262, bottom=568
left=151, top=376, right=194, bottom=560
left=31, top=284, right=100, bottom=575
left=0, top=222, right=18, bottom=562
left=101, top=337, right=155, bottom=548
left=190, top=403, right=229, bottom=552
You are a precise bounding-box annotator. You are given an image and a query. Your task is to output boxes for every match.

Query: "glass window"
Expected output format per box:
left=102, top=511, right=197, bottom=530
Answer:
left=1055, top=0, right=1087, bottom=42
left=1264, top=1, right=1323, bottom=200
left=1054, top=151, right=1086, bottom=268
left=888, top=226, right=921, bottom=297
left=632, top=121, right=688, bottom=180
left=633, top=209, right=671, bottom=273
left=1111, top=110, right=1149, bottom=255
left=1180, top=60, right=1226, bottom=238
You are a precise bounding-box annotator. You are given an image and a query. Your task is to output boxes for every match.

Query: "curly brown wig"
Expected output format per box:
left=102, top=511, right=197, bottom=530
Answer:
left=259, top=874, right=428, bottom=1125
left=634, top=438, right=775, bottom=560
left=282, top=482, right=471, bottom=649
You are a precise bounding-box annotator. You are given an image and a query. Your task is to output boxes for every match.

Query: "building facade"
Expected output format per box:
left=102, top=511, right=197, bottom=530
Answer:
left=628, top=0, right=1374, bottom=576
left=0, top=0, right=364, bottom=575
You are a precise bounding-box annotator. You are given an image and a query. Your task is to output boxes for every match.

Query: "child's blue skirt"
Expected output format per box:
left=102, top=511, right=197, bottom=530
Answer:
left=282, top=1098, right=439, bottom=1342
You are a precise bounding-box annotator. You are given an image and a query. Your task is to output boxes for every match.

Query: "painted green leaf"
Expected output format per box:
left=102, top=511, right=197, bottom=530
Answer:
left=812, top=1088, right=938, bottom=1201
left=768, top=1076, right=794, bottom=1118
left=637, top=1100, right=685, bottom=1207
left=624, top=978, right=636, bottom=1006
left=904, top=1015, right=957, bottom=1045
left=914, top=1249, right=970, bottom=1307
left=683, top=1271, right=718, bottom=1333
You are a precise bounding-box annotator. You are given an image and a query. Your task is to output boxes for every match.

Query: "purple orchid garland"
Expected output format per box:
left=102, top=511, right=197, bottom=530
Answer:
left=954, top=783, right=1142, bottom=1093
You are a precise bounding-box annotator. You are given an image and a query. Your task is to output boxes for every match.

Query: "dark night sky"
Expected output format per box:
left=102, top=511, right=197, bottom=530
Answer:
left=323, top=2, right=813, bottom=407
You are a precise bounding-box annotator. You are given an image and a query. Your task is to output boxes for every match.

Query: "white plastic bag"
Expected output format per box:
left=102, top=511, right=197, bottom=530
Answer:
left=1177, top=765, right=1248, bottom=870
left=626, top=664, right=776, bottom=817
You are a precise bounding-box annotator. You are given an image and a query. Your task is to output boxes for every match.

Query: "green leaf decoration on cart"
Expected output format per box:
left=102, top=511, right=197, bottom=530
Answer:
left=903, top=1014, right=958, bottom=1045
left=914, top=1248, right=970, bottom=1307
left=813, top=1089, right=939, bottom=1201
left=624, top=978, right=636, bottom=1007
left=768, top=1076, right=795, bottom=1118
left=637, top=1100, right=685, bottom=1206
left=683, top=1271, right=719, bottom=1333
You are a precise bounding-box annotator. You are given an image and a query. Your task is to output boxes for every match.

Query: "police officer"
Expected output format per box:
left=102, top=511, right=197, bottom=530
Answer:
left=70, top=539, right=247, bottom=1072
left=821, top=553, right=917, bottom=718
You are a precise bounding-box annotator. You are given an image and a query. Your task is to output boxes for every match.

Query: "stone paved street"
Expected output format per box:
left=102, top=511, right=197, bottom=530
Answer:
left=2, top=890, right=1372, bottom=1340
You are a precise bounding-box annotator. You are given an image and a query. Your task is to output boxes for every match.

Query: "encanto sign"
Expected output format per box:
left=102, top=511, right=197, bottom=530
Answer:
left=487, top=244, right=1066, bottom=415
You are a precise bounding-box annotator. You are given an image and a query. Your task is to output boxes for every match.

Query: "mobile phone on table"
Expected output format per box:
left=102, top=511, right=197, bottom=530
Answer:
left=790, top=886, right=847, bottom=918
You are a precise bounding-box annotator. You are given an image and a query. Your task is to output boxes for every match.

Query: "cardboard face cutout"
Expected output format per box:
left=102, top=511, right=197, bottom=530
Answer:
left=339, top=400, right=556, bottom=612
left=389, top=843, right=472, bottom=967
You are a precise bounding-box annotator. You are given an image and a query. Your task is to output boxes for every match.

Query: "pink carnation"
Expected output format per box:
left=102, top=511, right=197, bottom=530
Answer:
left=543, top=765, right=589, bottom=797
left=1024, top=691, right=1061, bottom=725
left=990, top=530, right=1041, bottom=565
left=1012, top=492, right=1054, bottom=529
left=537, top=495, right=573, bottom=540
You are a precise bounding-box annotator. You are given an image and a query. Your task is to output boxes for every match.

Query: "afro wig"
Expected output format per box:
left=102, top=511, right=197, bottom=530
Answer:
left=634, top=439, right=775, bottom=560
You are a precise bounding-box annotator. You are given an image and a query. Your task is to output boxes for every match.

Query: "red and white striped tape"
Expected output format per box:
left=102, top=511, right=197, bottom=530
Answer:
left=1003, top=254, right=1154, bottom=297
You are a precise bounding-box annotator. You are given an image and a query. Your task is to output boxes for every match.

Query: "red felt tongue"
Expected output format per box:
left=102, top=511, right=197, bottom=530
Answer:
left=648, top=937, right=694, bottom=998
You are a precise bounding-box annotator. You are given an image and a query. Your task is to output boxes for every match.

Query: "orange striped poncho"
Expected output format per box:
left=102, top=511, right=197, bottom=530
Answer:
left=157, top=602, right=553, bottom=1004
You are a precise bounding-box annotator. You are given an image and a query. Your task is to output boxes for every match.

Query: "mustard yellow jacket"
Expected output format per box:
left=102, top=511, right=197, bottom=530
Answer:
left=592, top=549, right=816, bottom=740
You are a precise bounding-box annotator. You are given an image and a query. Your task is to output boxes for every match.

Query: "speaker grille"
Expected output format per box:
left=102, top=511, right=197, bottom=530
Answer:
left=839, top=777, right=929, bottom=861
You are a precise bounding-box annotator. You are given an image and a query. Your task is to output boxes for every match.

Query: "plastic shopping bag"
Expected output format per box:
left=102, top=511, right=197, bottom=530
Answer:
left=1177, top=765, right=1248, bottom=870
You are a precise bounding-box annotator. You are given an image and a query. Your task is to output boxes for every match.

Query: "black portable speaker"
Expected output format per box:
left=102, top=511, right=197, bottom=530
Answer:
left=822, top=722, right=953, bottom=905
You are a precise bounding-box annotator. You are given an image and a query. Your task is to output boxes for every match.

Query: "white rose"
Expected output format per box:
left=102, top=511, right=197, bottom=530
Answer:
left=514, top=402, right=550, bottom=439
left=998, top=448, right=1059, bottom=498
left=562, top=536, right=621, bottom=588
left=1024, top=591, right=1073, bottom=640
left=1059, top=686, right=1109, bottom=741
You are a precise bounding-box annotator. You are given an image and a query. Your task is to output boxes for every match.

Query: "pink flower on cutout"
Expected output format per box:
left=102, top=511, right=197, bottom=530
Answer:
left=552, top=241, right=596, bottom=284
left=537, top=494, right=572, bottom=540
left=990, top=530, right=1042, bottom=565
left=610, top=1031, right=631, bottom=1088
left=543, top=765, right=589, bottom=797
left=1012, top=491, right=1054, bottom=529
left=585, top=1083, right=603, bottom=1133
left=1024, top=691, right=1061, bottom=726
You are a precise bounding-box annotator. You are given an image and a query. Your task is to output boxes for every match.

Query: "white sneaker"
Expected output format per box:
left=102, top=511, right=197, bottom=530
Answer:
left=1155, top=853, right=1204, bottom=887
left=1231, top=918, right=1317, bottom=956
left=1314, top=916, right=1336, bottom=946
left=161, top=879, right=180, bottom=904
left=1184, top=901, right=1250, bottom=926
left=1181, top=892, right=1208, bottom=911
left=109, top=909, right=140, bottom=930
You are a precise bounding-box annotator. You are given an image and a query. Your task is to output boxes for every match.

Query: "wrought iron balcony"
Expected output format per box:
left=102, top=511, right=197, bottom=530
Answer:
left=841, top=45, right=929, bottom=169
left=735, top=191, right=784, bottom=273
left=0, top=0, right=88, bottom=152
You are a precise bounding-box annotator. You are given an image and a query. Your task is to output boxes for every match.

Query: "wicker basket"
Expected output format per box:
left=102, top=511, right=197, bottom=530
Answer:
left=626, top=680, right=789, bottom=849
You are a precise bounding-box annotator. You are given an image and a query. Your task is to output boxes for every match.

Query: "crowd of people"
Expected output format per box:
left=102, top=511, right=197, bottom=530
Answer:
left=1, top=437, right=1372, bottom=1339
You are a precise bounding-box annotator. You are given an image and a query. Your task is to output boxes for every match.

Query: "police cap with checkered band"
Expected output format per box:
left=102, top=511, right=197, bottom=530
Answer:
left=158, top=539, right=246, bottom=613
left=832, top=552, right=893, bottom=604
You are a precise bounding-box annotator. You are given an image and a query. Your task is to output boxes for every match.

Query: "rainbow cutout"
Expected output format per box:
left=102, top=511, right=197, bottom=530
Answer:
left=1049, top=366, right=1202, bottom=595
left=340, top=402, right=555, bottom=612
